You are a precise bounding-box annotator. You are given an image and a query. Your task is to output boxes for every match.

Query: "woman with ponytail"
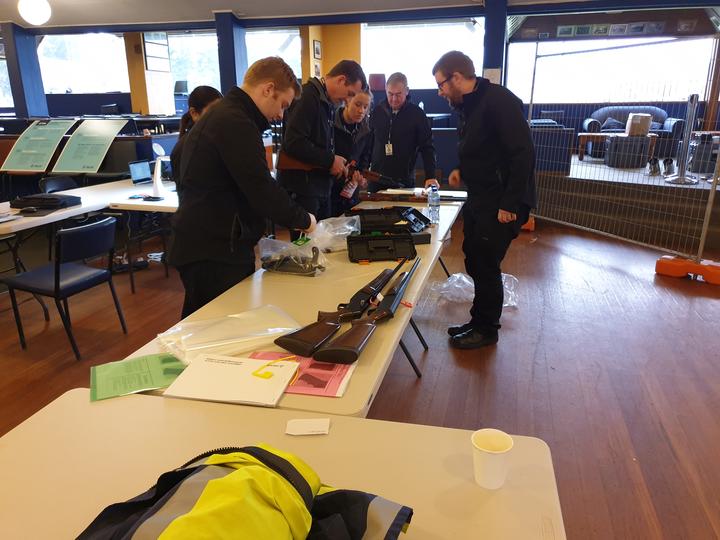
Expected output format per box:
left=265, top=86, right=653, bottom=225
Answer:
left=171, top=85, right=222, bottom=197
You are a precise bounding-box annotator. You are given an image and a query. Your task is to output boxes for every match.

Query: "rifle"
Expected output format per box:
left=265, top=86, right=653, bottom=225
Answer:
left=276, top=151, right=392, bottom=184
left=274, top=258, right=407, bottom=357
left=313, top=257, right=421, bottom=364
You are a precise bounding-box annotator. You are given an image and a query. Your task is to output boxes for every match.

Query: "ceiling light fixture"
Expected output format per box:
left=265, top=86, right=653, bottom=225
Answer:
left=17, top=0, right=52, bottom=26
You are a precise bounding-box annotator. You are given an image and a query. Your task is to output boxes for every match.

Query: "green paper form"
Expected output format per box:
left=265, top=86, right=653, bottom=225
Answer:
left=0, top=119, right=76, bottom=172
left=90, top=354, right=185, bottom=401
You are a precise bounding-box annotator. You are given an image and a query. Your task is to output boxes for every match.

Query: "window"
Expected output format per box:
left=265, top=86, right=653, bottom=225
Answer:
left=507, top=37, right=715, bottom=103
left=245, top=28, right=301, bottom=79
left=143, top=32, right=170, bottom=72
left=37, top=33, right=130, bottom=94
left=362, top=19, right=485, bottom=89
left=168, top=32, right=221, bottom=94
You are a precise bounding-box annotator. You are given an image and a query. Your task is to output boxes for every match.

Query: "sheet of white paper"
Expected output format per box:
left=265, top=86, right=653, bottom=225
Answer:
left=285, top=418, right=331, bottom=436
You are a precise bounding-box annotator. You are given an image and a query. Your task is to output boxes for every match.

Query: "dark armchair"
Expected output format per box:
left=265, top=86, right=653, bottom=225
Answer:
left=583, top=105, right=684, bottom=159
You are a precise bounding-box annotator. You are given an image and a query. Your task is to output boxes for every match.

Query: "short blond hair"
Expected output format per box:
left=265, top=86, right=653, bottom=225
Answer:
left=244, top=56, right=301, bottom=96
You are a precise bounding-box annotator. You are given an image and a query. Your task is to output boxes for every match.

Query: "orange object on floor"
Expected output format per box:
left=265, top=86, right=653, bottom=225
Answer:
left=521, top=216, right=535, bottom=232
left=655, top=256, right=720, bottom=285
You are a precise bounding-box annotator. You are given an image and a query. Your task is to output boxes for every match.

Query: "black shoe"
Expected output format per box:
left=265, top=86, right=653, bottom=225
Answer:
left=450, top=328, right=499, bottom=349
left=648, top=157, right=660, bottom=176
left=447, top=322, right=474, bottom=337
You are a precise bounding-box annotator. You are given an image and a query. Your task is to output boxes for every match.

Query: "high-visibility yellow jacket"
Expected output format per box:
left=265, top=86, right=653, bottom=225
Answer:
left=78, top=444, right=413, bottom=540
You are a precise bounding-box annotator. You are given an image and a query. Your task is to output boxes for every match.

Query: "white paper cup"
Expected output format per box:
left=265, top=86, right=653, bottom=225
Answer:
left=471, top=428, right=514, bottom=489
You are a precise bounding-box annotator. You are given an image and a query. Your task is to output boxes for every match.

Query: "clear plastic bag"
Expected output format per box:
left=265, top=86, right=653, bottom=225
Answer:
left=258, top=237, right=327, bottom=276
left=306, top=215, right=360, bottom=252
left=429, top=272, right=519, bottom=308
left=158, top=305, right=301, bottom=364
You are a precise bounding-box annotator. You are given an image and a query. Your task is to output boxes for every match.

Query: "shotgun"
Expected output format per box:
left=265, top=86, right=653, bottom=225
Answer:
left=312, top=257, right=421, bottom=364
left=274, top=258, right=407, bottom=357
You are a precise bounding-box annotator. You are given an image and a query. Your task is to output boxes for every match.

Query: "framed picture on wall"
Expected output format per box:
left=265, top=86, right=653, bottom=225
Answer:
left=313, top=40, right=322, bottom=60
left=609, top=24, right=628, bottom=36
left=628, top=22, right=647, bottom=35
left=314, top=63, right=321, bottom=77
left=575, top=25, right=592, bottom=36
left=592, top=24, right=610, bottom=36
left=557, top=25, right=575, bottom=38
left=645, top=22, right=665, bottom=34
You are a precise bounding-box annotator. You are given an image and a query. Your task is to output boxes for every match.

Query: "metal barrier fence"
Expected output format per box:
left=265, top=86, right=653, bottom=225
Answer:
left=528, top=37, right=720, bottom=260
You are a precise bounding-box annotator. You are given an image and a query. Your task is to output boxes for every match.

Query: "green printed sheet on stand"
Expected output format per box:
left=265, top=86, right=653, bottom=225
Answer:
left=52, top=118, right=128, bottom=174
left=90, top=353, right=186, bottom=401
left=0, top=119, right=76, bottom=172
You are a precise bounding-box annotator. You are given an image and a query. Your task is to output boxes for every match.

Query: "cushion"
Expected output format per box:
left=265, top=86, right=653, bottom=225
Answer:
left=601, top=117, right=625, bottom=130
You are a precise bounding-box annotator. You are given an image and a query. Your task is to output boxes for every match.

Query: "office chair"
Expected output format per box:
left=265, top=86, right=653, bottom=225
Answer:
left=1, top=217, right=127, bottom=360
left=39, top=175, right=88, bottom=260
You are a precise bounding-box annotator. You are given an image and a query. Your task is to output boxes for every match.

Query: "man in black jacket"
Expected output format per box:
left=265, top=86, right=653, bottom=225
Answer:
left=369, top=72, right=436, bottom=191
left=279, top=60, right=366, bottom=234
left=432, top=51, right=536, bottom=349
left=168, top=57, right=316, bottom=318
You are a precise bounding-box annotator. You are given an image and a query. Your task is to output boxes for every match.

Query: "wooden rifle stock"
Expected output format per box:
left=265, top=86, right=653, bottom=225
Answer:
left=273, top=259, right=408, bottom=357
left=313, top=258, right=422, bottom=364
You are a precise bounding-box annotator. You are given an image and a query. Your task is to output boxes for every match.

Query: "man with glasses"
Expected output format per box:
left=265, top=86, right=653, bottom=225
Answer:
left=369, top=72, right=437, bottom=191
left=432, top=50, right=536, bottom=349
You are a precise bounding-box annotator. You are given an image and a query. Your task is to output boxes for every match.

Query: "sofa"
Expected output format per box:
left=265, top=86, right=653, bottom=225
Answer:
left=582, top=105, right=684, bottom=159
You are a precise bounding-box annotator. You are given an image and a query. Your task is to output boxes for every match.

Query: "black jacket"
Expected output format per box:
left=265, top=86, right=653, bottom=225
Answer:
left=333, top=108, right=373, bottom=170
left=456, top=78, right=536, bottom=213
left=279, top=78, right=335, bottom=198
left=170, top=134, right=186, bottom=200
left=167, top=87, right=310, bottom=267
left=330, top=107, right=373, bottom=213
left=369, top=99, right=436, bottom=190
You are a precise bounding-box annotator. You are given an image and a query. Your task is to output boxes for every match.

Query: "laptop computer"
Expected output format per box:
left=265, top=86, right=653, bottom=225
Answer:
left=129, top=160, right=152, bottom=185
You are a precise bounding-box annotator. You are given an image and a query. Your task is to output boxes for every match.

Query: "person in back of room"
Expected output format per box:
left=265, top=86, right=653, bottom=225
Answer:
left=369, top=72, right=436, bottom=192
left=330, top=87, right=373, bottom=216
left=171, top=85, right=222, bottom=201
left=168, top=57, right=316, bottom=318
left=432, top=51, right=535, bottom=349
left=278, top=60, right=367, bottom=238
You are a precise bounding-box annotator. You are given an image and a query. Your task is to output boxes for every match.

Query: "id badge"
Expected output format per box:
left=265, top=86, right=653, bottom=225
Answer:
left=385, top=143, right=393, bottom=156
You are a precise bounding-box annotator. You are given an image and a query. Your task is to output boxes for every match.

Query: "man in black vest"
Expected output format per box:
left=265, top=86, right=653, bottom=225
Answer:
left=168, top=57, right=316, bottom=318
left=369, top=72, right=436, bottom=191
left=279, top=60, right=366, bottom=235
left=432, top=51, right=536, bottom=349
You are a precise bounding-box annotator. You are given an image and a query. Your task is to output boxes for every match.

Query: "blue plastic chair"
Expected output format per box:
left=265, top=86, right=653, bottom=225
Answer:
left=1, top=216, right=127, bottom=360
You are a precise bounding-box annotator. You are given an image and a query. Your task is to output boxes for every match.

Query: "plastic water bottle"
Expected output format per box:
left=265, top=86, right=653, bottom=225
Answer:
left=428, top=185, right=440, bottom=224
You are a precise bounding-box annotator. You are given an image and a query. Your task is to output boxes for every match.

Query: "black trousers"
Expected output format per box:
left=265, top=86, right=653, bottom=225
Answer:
left=287, top=191, right=330, bottom=241
left=462, top=205, right=528, bottom=331
left=177, top=258, right=255, bottom=318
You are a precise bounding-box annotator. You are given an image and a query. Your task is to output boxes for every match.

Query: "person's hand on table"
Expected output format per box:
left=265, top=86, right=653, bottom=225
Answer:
left=424, top=178, right=440, bottom=189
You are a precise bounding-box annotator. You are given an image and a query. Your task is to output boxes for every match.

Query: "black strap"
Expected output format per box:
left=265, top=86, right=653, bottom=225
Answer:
left=242, top=446, right=314, bottom=511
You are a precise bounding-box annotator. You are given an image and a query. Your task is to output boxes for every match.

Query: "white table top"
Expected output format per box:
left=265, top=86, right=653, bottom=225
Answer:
left=129, top=201, right=463, bottom=417
left=0, top=389, right=566, bottom=540
left=0, top=179, right=176, bottom=235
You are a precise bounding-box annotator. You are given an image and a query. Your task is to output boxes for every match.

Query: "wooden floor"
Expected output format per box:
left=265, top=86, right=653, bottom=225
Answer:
left=1, top=220, right=720, bottom=539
